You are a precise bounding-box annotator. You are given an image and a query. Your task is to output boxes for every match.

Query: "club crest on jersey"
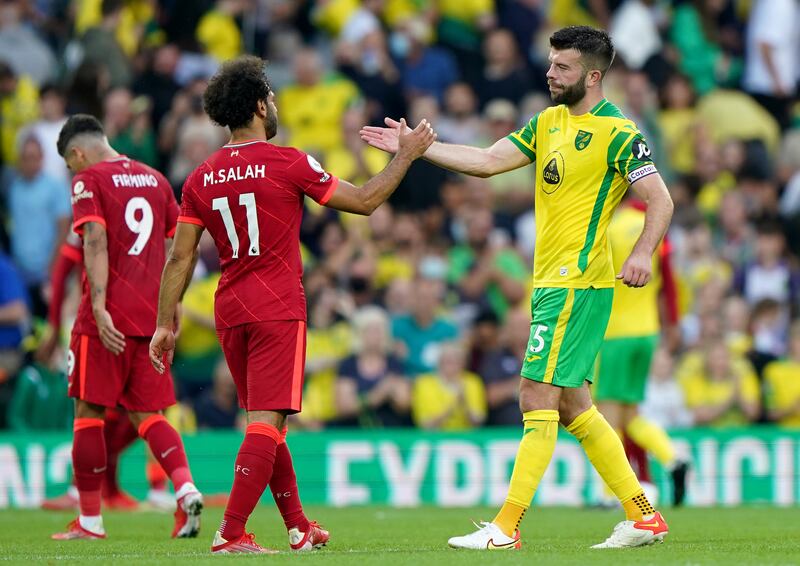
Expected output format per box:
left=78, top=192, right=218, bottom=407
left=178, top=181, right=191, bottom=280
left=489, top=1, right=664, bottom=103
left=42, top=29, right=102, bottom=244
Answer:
left=541, top=151, right=564, bottom=194
left=575, top=130, right=593, bottom=151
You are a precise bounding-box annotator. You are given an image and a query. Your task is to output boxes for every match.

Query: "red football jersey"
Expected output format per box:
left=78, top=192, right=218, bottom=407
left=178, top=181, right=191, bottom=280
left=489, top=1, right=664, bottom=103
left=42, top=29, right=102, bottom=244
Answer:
left=71, top=156, right=179, bottom=337
left=178, top=140, right=339, bottom=328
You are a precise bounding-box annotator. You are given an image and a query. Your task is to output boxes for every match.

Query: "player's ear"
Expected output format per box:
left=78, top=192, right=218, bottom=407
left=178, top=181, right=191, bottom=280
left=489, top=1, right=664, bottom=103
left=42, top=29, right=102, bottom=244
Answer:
left=586, top=69, right=602, bottom=88
left=256, top=98, right=268, bottom=118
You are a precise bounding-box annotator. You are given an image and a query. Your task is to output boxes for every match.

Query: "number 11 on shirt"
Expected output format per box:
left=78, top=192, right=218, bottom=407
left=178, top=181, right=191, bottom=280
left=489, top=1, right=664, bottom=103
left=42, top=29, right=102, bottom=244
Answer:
left=212, top=192, right=260, bottom=258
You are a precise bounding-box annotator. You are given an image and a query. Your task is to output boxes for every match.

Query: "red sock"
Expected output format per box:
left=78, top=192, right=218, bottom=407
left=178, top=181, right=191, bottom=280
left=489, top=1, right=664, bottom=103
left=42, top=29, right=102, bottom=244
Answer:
left=220, top=423, right=281, bottom=541
left=73, top=418, right=106, bottom=516
left=103, top=411, right=138, bottom=497
left=138, top=415, right=193, bottom=492
left=270, top=435, right=310, bottom=532
left=147, top=461, right=168, bottom=491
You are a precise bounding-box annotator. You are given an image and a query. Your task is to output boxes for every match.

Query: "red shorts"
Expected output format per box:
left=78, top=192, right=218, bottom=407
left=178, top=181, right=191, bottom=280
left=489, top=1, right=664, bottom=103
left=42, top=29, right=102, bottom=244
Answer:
left=67, top=333, right=176, bottom=412
left=217, top=320, right=306, bottom=413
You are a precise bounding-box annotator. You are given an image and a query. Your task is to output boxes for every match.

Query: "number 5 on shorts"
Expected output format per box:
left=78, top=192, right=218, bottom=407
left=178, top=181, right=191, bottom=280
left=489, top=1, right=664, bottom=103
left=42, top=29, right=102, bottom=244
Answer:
left=527, top=325, right=549, bottom=361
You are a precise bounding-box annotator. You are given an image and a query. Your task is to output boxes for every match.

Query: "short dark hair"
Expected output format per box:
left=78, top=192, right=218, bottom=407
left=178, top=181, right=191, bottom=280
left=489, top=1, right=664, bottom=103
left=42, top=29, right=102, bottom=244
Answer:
left=203, top=55, right=271, bottom=131
left=550, top=26, right=615, bottom=77
left=57, top=114, right=105, bottom=157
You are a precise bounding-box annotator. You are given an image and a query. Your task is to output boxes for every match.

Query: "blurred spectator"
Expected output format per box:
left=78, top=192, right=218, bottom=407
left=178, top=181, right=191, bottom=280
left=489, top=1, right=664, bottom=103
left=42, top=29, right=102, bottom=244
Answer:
left=174, top=257, right=221, bottom=398
left=479, top=99, right=534, bottom=218
left=609, top=0, right=662, bottom=71
left=103, top=88, right=158, bottom=167
left=715, top=190, right=755, bottom=267
left=621, top=69, right=662, bottom=166
left=742, top=0, right=800, bottom=130
left=278, top=48, right=360, bottom=158
left=326, top=106, right=390, bottom=185
left=475, top=28, right=533, bottom=108
left=640, top=347, right=693, bottom=429
left=0, top=249, right=27, bottom=418
left=5, top=136, right=70, bottom=318
left=435, top=0, right=497, bottom=86
left=196, top=0, right=245, bottom=62
left=749, top=299, right=788, bottom=370
left=65, top=61, right=108, bottom=118
left=763, top=321, right=800, bottom=427
left=369, top=206, right=418, bottom=290
left=392, top=277, right=459, bottom=375
left=734, top=222, right=800, bottom=313
left=392, top=17, right=459, bottom=103
left=300, top=285, right=354, bottom=427
left=0, top=0, right=56, bottom=85
left=337, top=29, right=406, bottom=124
left=134, top=44, right=182, bottom=130
left=194, top=358, right=240, bottom=429
left=19, top=85, right=70, bottom=185
left=0, top=62, right=38, bottom=167
left=497, top=0, right=544, bottom=60
left=437, top=82, right=483, bottom=145
left=669, top=0, right=739, bottom=95
left=7, top=345, right=71, bottom=431
left=334, top=306, right=411, bottom=427
left=447, top=207, right=527, bottom=320
left=480, top=307, right=529, bottom=425
left=657, top=73, right=697, bottom=177
left=678, top=340, right=760, bottom=427
left=722, top=296, right=752, bottom=358
left=467, top=308, right=500, bottom=374
left=695, top=89, right=780, bottom=155
left=340, top=0, right=383, bottom=44
left=412, top=341, right=487, bottom=430
left=79, top=0, right=132, bottom=89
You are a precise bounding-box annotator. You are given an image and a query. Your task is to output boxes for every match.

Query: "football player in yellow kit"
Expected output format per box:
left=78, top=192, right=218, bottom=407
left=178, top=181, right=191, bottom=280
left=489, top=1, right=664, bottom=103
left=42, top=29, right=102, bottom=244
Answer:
left=362, top=26, right=674, bottom=549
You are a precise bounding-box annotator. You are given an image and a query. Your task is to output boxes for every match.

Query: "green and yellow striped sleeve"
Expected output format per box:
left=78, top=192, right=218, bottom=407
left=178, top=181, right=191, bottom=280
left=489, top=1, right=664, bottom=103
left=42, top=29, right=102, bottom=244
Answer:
left=506, top=113, right=539, bottom=162
left=607, top=123, right=658, bottom=184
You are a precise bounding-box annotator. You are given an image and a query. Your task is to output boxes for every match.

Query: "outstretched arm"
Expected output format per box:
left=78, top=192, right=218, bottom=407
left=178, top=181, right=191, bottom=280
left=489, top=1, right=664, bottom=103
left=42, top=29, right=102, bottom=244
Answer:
left=326, top=119, right=436, bottom=215
left=150, top=222, right=203, bottom=372
left=360, top=117, right=529, bottom=178
left=617, top=173, right=674, bottom=288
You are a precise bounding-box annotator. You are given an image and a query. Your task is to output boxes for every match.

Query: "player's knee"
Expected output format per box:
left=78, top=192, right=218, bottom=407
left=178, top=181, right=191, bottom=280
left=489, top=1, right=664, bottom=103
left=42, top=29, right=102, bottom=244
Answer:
left=129, top=411, right=159, bottom=429
left=74, top=400, right=106, bottom=420
left=247, top=410, right=287, bottom=429
left=518, top=379, right=560, bottom=413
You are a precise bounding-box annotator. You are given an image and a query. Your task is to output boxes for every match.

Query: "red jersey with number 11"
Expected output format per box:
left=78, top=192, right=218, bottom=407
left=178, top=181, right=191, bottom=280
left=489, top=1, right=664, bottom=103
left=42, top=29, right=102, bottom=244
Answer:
left=178, top=140, right=339, bottom=329
left=70, top=156, right=179, bottom=337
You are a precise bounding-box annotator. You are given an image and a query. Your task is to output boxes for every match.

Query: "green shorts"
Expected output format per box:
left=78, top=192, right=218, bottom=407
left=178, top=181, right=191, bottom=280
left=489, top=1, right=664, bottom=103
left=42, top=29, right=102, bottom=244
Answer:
left=520, top=287, right=613, bottom=388
left=594, top=334, right=659, bottom=403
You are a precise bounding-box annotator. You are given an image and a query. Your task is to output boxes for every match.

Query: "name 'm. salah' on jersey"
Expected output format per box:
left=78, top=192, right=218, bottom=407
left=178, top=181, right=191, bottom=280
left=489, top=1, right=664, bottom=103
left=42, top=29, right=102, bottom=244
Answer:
left=178, top=140, right=339, bottom=329
left=70, top=156, right=180, bottom=337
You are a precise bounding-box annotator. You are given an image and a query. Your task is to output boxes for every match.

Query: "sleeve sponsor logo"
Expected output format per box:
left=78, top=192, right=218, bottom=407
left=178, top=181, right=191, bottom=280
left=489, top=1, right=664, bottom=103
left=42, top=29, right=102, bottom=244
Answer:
left=627, top=163, right=657, bottom=184
left=71, top=180, right=94, bottom=203
left=73, top=180, right=85, bottom=194
left=307, top=154, right=331, bottom=183
left=631, top=138, right=652, bottom=161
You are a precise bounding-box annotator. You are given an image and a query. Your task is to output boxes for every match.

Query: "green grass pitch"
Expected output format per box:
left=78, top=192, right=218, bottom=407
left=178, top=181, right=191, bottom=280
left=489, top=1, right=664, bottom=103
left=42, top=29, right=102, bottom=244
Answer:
left=2, top=506, right=798, bottom=565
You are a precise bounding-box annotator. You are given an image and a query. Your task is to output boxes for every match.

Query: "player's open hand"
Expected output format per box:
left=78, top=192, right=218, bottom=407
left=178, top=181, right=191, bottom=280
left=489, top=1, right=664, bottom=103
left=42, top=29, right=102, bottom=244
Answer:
left=396, top=118, right=437, bottom=161
left=359, top=117, right=413, bottom=154
left=617, top=251, right=652, bottom=288
left=149, top=326, right=175, bottom=374
left=94, top=309, right=126, bottom=354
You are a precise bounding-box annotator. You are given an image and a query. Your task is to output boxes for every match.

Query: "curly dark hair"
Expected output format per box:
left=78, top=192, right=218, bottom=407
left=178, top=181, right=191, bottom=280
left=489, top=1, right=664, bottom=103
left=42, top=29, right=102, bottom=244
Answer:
left=203, top=55, right=271, bottom=131
left=550, top=26, right=615, bottom=77
left=57, top=114, right=105, bottom=157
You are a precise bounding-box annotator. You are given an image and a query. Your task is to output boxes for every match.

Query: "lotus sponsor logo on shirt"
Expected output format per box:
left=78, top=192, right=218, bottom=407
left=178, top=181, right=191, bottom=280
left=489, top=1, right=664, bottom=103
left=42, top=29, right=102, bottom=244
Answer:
left=541, top=151, right=565, bottom=194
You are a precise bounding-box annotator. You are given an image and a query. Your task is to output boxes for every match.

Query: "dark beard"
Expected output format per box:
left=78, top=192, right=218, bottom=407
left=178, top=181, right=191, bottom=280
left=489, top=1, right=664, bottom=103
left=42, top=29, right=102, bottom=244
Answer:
left=264, top=109, right=278, bottom=140
left=550, top=76, right=587, bottom=106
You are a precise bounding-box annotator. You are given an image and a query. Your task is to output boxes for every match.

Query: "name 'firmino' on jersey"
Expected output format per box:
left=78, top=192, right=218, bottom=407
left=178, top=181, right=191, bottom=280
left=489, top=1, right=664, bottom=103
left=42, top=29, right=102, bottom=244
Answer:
left=507, top=98, right=657, bottom=289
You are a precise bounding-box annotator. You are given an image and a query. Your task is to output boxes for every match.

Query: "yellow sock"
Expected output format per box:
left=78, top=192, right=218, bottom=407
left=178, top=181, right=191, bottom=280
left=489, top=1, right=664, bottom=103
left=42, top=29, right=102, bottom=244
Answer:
left=626, top=415, right=676, bottom=467
left=494, top=409, right=559, bottom=536
left=566, top=405, right=654, bottom=520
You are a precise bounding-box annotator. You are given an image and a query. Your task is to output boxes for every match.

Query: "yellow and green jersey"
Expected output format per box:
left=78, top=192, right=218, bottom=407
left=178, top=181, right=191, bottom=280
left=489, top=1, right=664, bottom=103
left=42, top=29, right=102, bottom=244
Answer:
left=507, top=98, right=657, bottom=289
left=605, top=205, right=662, bottom=338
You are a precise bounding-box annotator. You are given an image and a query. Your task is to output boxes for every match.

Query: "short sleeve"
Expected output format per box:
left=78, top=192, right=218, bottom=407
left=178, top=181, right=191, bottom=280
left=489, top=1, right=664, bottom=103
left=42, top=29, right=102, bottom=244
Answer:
left=177, top=173, right=204, bottom=227
left=163, top=180, right=180, bottom=237
left=70, top=172, right=105, bottom=234
left=608, top=126, right=658, bottom=184
left=506, top=113, right=538, bottom=162
left=285, top=150, right=339, bottom=205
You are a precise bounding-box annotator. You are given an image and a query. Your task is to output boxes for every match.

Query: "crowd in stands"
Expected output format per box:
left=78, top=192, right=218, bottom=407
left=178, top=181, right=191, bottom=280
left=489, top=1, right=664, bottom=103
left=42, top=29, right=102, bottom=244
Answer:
left=0, top=0, right=799, bottom=433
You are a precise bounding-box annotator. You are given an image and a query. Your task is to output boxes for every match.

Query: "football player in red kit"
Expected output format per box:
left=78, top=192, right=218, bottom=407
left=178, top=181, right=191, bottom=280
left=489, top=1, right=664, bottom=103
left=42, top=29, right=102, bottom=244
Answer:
left=149, top=55, right=436, bottom=554
left=52, top=115, right=202, bottom=540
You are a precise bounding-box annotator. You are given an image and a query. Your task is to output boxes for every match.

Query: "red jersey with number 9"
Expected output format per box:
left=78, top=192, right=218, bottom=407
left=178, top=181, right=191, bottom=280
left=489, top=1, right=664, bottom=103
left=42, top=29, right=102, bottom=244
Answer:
left=178, top=140, right=339, bottom=329
left=70, top=156, right=179, bottom=337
